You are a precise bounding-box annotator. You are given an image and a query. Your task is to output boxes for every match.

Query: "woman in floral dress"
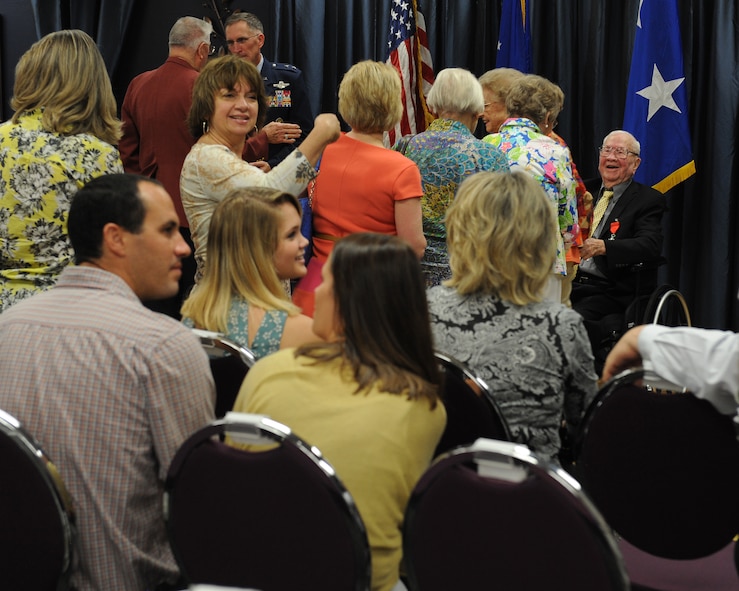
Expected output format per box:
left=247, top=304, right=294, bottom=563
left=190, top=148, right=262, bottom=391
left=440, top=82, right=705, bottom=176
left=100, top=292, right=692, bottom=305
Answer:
left=483, top=74, right=579, bottom=303
left=0, top=30, right=124, bottom=312
left=400, top=67, right=509, bottom=286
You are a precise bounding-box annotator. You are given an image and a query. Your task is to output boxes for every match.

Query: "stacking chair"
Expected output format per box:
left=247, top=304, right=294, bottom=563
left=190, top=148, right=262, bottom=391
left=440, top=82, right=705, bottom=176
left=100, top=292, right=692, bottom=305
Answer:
left=641, top=285, right=692, bottom=327
left=574, top=369, right=739, bottom=590
left=433, top=351, right=511, bottom=457
left=0, top=408, right=76, bottom=591
left=403, top=438, right=629, bottom=590
left=192, top=328, right=257, bottom=417
left=164, top=412, right=371, bottom=591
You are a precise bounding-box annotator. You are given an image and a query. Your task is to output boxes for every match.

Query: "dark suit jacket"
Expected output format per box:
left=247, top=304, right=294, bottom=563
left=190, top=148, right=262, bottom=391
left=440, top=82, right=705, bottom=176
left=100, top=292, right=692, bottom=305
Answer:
left=261, top=59, right=315, bottom=167
left=583, top=177, right=667, bottom=296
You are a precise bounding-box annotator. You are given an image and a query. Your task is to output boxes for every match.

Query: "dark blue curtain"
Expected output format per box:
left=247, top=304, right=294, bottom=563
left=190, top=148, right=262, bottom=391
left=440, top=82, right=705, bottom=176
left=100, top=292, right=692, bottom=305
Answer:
left=30, top=0, right=135, bottom=74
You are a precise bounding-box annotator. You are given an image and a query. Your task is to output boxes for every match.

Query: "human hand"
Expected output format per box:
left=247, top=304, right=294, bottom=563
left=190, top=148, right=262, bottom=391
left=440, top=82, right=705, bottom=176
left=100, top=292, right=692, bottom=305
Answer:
left=579, top=237, right=606, bottom=261
left=312, top=113, right=341, bottom=145
left=262, top=121, right=301, bottom=145
left=601, top=326, right=645, bottom=384
left=249, top=160, right=271, bottom=172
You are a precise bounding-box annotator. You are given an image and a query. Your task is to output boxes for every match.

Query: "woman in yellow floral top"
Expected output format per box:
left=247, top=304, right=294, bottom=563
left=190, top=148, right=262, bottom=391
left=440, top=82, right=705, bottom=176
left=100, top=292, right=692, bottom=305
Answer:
left=0, top=30, right=123, bottom=312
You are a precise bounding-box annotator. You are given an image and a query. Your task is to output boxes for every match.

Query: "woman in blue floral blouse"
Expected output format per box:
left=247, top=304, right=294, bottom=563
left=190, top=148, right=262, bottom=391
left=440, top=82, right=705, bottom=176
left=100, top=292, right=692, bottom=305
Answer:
left=0, top=30, right=124, bottom=312
left=399, top=68, right=509, bottom=286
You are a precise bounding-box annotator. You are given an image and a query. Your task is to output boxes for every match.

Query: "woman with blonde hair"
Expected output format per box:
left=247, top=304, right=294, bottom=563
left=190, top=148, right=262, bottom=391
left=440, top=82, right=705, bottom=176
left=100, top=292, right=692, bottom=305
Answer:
left=181, top=187, right=318, bottom=357
left=0, top=29, right=123, bottom=312
left=428, top=171, right=596, bottom=463
left=181, top=55, right=340, bottom=281
left=293, top=60, right=426, bottom=316
left=233, top=233, right=445, bottom=591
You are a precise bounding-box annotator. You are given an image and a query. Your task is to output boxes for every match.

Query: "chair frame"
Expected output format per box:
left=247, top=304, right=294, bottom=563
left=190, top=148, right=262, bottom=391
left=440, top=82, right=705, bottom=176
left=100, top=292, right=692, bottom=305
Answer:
left=403, top=438, right=630, bottom=591
left=648, top=287, right=692, bottom=327
left=192, top=327, right=257, bottom=368
left=433, top=351, right=512, bottom=456
left=164, top=412, right=372, bottom=591
left=0, top=408, right=76, bottom=591
left=192, top=328, right=257, bottom=417
left=574, top=368, right=739, bottom=560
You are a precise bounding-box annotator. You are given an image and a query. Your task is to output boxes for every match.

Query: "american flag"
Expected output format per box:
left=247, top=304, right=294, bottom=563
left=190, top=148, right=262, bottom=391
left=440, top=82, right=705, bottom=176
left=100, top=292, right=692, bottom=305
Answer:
left=385, top=0, right=435, bottom=146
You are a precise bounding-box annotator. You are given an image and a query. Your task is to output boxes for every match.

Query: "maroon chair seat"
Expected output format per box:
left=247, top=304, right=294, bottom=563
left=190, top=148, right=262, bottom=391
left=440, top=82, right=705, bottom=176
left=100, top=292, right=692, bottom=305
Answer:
left=191, top=328, right=257, bottom=418
left=0, top=408, right=76, bottom=591
left=574, top=369, right=739, bottom=590
left=403, top=438, right=629, bottom=591
left=164, top=412, right=371, bottom=591
left=433, top=351, right=511, bottom=457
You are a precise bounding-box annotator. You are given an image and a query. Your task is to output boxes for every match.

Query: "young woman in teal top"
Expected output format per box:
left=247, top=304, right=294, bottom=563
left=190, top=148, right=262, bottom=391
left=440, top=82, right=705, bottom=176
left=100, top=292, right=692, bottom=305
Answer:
left=181, top=187, right=319, bottom=358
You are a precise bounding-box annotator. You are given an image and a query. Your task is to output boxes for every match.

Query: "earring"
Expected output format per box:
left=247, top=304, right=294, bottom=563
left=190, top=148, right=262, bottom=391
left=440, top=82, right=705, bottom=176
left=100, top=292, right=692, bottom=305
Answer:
left=202, top=120, right=209, bottom=135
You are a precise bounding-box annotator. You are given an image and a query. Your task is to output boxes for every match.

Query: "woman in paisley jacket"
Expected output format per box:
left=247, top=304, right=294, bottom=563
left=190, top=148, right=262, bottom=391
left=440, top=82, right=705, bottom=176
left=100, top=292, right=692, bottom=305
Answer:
left=180, top=55, right=339, bottom=282
left=181, top=187, right=319, bottom=358
left=0, top=30, right=124, bottom=312
left=427, top=171, right=597, bottom=463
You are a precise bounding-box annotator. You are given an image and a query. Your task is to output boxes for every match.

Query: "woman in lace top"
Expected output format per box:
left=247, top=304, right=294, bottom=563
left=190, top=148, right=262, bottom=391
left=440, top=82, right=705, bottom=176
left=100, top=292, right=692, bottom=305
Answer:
left=427, top=171, right=597, bottom=462
left=180, top=55, right=339, bottom=281
left=181, top=187, right=319, bottom=358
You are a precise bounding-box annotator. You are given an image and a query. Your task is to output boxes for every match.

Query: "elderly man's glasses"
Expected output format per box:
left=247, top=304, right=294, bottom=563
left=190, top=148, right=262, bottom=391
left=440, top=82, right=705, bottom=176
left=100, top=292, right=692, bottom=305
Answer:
left=599, top=146, right=639, bottom=159
left=227, top=33, right=260, bottom=47
left=200, top=41, right=217, bottom=56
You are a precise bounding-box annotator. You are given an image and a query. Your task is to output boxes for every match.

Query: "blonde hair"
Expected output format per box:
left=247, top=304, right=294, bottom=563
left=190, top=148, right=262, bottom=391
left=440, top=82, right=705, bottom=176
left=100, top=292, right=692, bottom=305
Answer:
left=11, top=29, right=122, bottom=145
left=338, top=61, right=403, bottom=133
left=181, top=188, right=302, bottom=331
left=505, top=74, right=564, bottom=127
left=445, top=171, right=557, bottom=305
left=478, top=67, right=524, bottom=103
left=427, top=68, right=484, bottom=116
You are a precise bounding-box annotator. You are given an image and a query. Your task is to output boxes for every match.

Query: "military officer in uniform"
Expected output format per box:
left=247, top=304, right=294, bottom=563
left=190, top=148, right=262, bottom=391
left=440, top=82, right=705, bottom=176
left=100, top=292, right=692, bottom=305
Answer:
left=225, top=12, right=315, bottom=168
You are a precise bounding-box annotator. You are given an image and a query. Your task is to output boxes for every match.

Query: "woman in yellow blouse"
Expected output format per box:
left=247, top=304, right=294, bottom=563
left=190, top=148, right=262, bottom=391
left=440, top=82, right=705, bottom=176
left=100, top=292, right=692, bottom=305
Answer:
left=0, top=30, right=123, bottom=312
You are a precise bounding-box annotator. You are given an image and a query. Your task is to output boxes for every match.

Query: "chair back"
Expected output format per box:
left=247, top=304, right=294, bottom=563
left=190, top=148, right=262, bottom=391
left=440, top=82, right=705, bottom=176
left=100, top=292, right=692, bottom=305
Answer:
left=403, top=438, right=629, bottom=591
left=193, top=328, right=257, bottom=417
left=0, top=408, right=76, bottom=591
left=574, top=369, right=739, bottom=559
left=642, top=285, right=692, bottom=327
left=433, top=351, right=511, bottom=457
left=164, top=412, right=371, bottom=591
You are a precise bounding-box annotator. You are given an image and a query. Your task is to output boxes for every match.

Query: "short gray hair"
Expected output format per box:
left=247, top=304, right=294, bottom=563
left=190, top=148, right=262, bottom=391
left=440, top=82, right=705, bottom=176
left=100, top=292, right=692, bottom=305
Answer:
left=426, top=68, right=484, bottom=116
left=224, top=12, right=264, bottom=34
left=168, top=16, right=213, bottom=50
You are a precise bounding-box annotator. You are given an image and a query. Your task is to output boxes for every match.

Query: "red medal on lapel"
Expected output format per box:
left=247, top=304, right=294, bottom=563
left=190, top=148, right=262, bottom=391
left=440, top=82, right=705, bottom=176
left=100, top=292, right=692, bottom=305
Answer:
left=609, top=219, right=620, bottom=240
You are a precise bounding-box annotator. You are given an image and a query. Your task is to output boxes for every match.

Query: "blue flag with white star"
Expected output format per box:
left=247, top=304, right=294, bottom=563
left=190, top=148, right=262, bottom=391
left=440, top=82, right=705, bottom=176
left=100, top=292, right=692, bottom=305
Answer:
left=496, top=0, right=532, bottom=73
left=623, top=0, right=695, bottom=193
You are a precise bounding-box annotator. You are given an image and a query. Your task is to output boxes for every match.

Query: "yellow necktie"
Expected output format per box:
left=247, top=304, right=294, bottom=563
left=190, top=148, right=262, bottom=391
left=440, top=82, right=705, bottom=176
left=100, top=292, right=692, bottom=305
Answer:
left=591, top=189, right=614, bottom=236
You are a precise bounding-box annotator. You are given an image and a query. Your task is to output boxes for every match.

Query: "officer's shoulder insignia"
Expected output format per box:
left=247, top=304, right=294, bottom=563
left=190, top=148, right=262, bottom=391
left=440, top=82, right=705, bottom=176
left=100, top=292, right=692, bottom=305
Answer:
left=273, top=62, right=300, bottom=73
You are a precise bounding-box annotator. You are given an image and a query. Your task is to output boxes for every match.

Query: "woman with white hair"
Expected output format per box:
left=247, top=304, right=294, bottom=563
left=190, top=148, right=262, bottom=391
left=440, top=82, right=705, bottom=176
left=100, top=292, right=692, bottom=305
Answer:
left=398, top=67, right=509, bottom=286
